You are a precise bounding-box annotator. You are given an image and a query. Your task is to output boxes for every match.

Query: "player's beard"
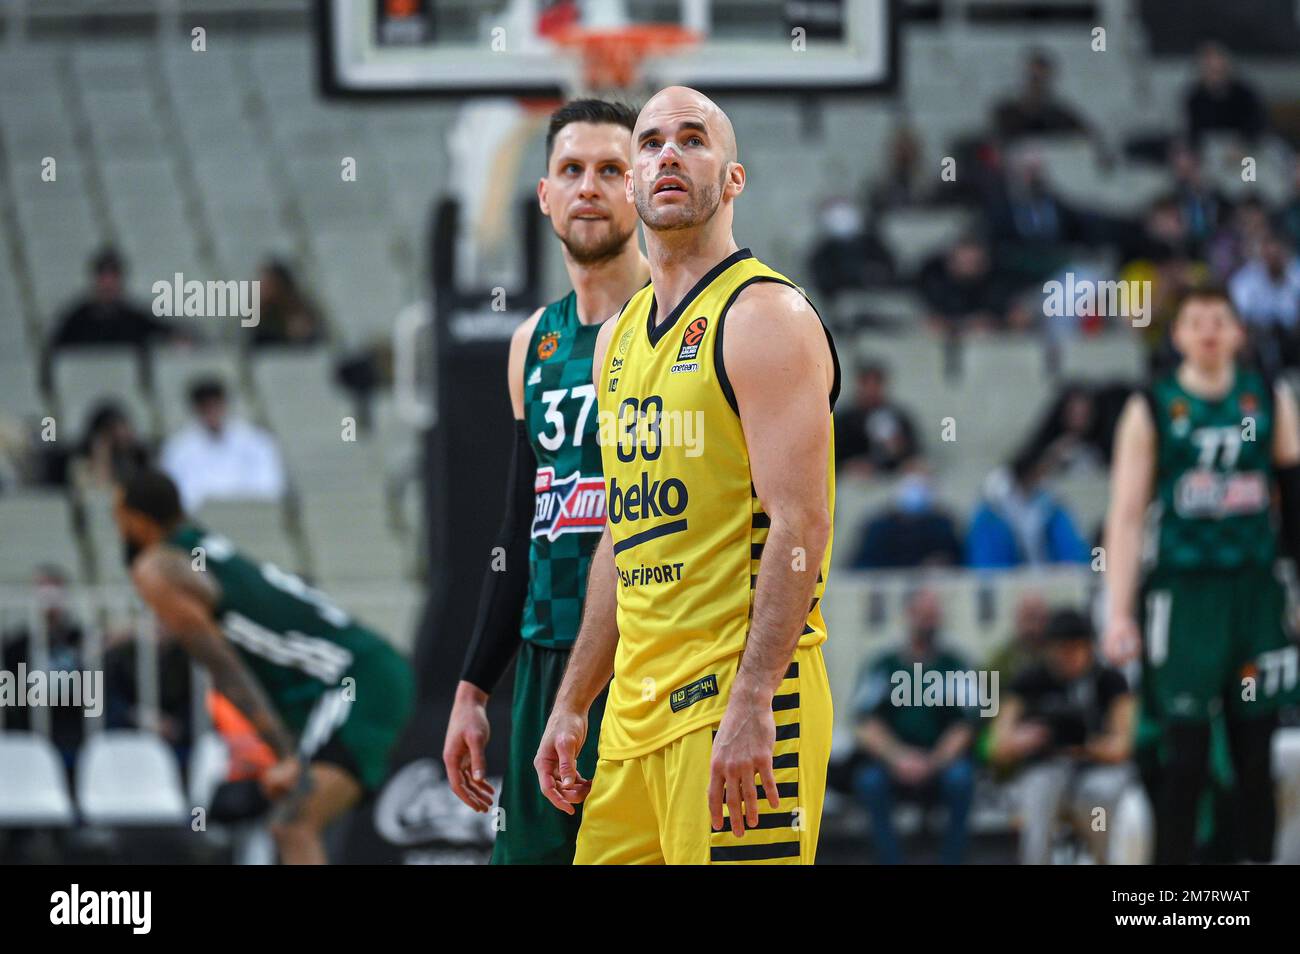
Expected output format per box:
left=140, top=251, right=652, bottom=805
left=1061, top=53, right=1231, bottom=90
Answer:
left=556, top=216, right=635, bottom=266
left=635, top=166, right=726, bottom=232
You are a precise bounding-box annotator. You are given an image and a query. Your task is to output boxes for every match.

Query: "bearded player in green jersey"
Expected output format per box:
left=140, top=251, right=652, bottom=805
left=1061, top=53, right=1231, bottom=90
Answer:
left=1104, top=288, right=1300, bottom=864
left=114, top=468, right=414, bottom=864
left=442, top=100, right=649, bottom=864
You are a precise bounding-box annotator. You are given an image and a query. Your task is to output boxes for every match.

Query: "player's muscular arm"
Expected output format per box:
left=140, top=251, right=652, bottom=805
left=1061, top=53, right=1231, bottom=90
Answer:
left=448, top=308, right=543, bottom=811
left=133, top=548, right=295, bottom=760
left=533, top=316, right=621, bottom=814
left=1102, top=394, right=1156, bottom=664
left=710, top=283, right=834, bottom=835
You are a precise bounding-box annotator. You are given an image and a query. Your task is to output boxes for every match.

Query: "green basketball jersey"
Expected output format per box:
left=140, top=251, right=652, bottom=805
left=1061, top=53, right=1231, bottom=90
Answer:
left=521, top=292, right=606, bottom=648
left=1147, top=367, right=1276, bottom=571
left=167, top=524, right=387, bottom=726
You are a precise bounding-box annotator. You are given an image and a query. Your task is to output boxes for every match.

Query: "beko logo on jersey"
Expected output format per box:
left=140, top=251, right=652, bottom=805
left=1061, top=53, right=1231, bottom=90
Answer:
left=533, top=467, right=606, bottom=539
left=607, top=472, right=688, bottom=523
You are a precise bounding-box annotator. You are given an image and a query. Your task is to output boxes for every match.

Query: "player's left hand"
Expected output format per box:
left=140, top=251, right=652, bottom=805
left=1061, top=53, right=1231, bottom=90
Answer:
left=261, top=756, right=303, bottom=800
left=709, top=697, right=779, bottom=837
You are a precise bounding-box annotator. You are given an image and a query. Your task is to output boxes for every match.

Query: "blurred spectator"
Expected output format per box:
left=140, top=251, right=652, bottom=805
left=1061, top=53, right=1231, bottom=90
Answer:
left=69, top=401, right=151, bottom=493
left=1227, top=230, right=1300, bottom=335
left=991, top=49, right=1088, bottom=142
left=160, top=377, right=286, bottom=512
left=1207, top=196, right=1272, bottom=282
left=985, top=146, right=1091, bottom=284
left=1168, top=140, right=1230, bottom=253
left=988, top=592, right=1050, bottom=687
left=47, top=248, right=175, bottom=350
left=1118, top=196, right=1211, bottom=373
left=807, top=198, right=896, bottom=302
left=1, top=566, right=88, bottom=765
left=1015, top=381, right=1130, bottom=479
left=852, top=589, right=976, bottom=864
left=103, top=628, right=195, bottom=761
left=1228, top=227, right=1300, bottom=375
left=834, top=362, right=919, bottom=475
left=252, top=259, right=325, bottom=347
left=1184, top=43, right=1267, bottom=148
left=990, top=608, right=1134, bottom=864
left=868, top=124, right=932, bottom=213
left=965, top=458, right=1090, bottom=569
left=849, top=470, right=962, bottom=570
left=1278, top=157, right=1300, bottom=251
left=919, top=234, right=1013, bottom=335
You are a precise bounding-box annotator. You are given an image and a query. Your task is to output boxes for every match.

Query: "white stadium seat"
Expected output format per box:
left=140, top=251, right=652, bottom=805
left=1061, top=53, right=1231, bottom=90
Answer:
left=76, top=730, right=189, bottom=826
left=0, top=732, right=76, bottom=827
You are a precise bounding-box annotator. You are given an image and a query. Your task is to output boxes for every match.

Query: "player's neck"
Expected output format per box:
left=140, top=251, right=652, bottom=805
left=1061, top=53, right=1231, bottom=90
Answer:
left=644, top=226, right=739, bottom=324
left=1177, top=360, right=1235, bottom=399
left=564, top=242, right=649, bottom=326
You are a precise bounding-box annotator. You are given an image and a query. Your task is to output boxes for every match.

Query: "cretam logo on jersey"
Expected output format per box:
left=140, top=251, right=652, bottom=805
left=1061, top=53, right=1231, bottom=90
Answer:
left=532, top=467, right=606, bottom=540
left=670, top=361, right=699, bottom=374
left=676, top=316, right=708, bottom=361
left=607, top=471, right=688, bottom=524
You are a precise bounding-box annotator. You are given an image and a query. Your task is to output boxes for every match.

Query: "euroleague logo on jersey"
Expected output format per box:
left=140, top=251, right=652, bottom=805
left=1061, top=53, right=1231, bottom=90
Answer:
left=676, top=317, right=708, bottom=362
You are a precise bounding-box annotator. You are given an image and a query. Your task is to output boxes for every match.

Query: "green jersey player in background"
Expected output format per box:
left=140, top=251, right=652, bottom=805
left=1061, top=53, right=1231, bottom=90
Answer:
left=115, top=468, right=414, bottom=864
left=1104, top=288, right=1300, bottom=864
left=442, top=100, right=649, bottom=864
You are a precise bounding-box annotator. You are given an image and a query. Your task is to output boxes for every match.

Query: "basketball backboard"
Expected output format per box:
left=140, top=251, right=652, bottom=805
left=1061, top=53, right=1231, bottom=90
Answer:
left=317, top=0, right=897, bottom=98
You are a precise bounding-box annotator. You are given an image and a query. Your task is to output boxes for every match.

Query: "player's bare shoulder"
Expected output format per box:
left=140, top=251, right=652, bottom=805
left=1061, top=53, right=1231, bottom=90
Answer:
left=132, top=545, right=221, bottom=608
left=724, top=281, right=833, bottom=391
left=507, top=307, right=546, bottom=416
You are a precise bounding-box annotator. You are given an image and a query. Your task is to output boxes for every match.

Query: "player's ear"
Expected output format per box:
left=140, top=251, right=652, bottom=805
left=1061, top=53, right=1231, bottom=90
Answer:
left=624, top=168, right=635, bottom=204
left=537, top=177, right=550, bottom=216
left=725, top=161, right=745, bottom=200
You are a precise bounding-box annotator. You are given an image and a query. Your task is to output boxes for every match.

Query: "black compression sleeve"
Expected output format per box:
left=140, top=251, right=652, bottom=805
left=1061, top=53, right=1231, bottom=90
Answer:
left=1276, top=463, right=1300, bottom=567
left=459, top=421, right=535, bottom=693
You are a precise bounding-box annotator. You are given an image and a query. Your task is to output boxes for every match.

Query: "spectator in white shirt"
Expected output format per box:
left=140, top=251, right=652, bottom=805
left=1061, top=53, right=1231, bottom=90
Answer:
left=1228, top=228, right=1300, bottom=376
left=161, top=378, right=286, bottom=512
left=1229, top=229, right=1300, bottom=330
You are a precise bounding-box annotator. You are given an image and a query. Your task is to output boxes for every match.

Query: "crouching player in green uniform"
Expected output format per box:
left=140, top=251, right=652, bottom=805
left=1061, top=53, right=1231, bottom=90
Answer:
left=442, top=100, right=649, bottom=863
left=1104, top=288, right=1300, bottom=864
left=115, top=469, right=414, bottom=864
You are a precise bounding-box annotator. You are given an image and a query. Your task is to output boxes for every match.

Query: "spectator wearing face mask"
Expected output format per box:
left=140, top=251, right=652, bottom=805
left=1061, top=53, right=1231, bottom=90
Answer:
left=965, top=457, right=1090, bottom=570
left=1228, top=227, right=1300, bottom=376
left=807, top=197, right=896, bottom=304
left=849, top=470, right=963, bottom=570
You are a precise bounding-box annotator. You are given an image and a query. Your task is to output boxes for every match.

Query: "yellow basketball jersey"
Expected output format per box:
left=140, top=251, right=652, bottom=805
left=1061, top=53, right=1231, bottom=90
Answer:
left=596, top=248, right=840, bottom=760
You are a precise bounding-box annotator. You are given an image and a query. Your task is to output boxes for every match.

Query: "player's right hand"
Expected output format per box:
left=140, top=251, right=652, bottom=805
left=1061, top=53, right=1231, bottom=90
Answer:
left=1102, top=616, right=1141, bottom=665
left=534, top=708, right=590, bottom=815
left=443, top=680, right=496, bottom=813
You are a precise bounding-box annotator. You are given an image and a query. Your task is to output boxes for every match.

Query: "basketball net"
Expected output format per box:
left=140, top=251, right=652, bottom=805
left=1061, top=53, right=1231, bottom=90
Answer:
left=548, top=23, right=700, bottom=103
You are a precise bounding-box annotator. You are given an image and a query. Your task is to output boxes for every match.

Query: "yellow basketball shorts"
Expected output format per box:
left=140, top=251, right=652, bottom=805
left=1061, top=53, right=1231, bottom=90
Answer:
left=574, top=644, right=833, bottom=865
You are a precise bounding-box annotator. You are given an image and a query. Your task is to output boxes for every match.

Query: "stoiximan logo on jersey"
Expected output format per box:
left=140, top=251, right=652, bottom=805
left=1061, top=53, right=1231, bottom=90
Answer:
left=532, top=467, right=605, bottom=540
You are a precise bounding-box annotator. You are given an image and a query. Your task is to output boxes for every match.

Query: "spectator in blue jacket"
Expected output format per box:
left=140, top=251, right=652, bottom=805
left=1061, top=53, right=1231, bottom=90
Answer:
left=966, top=457, right=1090, bottom=569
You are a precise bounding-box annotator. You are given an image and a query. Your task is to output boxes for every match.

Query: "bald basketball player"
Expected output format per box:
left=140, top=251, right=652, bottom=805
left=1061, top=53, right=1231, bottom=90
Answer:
left=535, top=87, right=841, bottom=864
